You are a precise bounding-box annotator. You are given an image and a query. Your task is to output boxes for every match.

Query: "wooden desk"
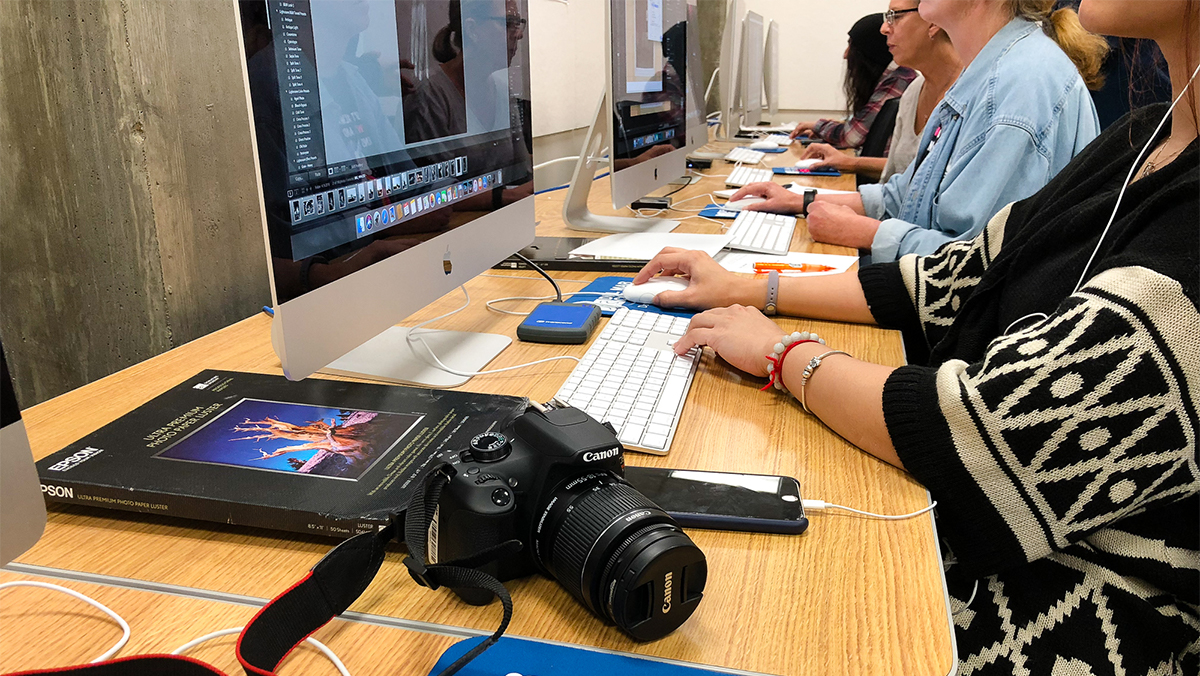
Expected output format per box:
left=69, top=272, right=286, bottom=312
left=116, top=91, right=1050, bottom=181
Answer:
left=3, top=143, right=954, bottom=676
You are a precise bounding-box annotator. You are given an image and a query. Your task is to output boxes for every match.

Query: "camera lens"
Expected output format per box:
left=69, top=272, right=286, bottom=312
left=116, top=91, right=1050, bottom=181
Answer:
left=534, top=473, right=706, bottom=641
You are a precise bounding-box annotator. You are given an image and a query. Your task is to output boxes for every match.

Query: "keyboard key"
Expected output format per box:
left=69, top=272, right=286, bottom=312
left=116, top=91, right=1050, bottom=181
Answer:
left=619, top=424, right=645, bottom=446
left=650, top=412, right=674, bottom=427
left=647, top=422, right=672, bottom=437
left=655, top=377, right=689, bottom=416
left=641, top=433, right=669, bottom=450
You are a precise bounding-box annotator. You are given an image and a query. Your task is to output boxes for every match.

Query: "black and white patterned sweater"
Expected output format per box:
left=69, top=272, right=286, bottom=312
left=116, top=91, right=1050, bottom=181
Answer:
left=859, top=104, right=1199, bottom=675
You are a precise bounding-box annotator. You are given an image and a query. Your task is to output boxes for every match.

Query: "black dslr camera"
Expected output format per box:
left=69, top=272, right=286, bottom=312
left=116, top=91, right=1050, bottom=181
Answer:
left=427, top=406, right=706, bottom=641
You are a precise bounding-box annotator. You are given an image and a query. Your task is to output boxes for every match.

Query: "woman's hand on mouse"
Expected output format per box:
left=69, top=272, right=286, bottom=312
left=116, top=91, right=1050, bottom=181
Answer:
left=789, top=121, right=816, bottom=140
left=800, top=143, right=854, bottom=171
left=634, top=248, right=763, bottom=311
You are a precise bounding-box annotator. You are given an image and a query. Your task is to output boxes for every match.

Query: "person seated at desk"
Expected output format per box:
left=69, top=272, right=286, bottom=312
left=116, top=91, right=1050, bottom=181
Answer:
left=630, top=0, right=1199, bottom=668
left=789, top=14, right=917, bottom=149
left=741, top=0, right=1108, bottom=264
left=800, top=1, right=963, bottom=184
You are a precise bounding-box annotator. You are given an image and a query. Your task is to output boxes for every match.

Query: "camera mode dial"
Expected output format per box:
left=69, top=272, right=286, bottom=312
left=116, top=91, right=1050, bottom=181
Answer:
left=469, top=432, right=511, bottom=463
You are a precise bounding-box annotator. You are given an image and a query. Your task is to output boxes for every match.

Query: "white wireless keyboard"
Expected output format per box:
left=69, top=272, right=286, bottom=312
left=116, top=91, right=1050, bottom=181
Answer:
left=725, top=210, right=797, bottom=255
left=725, top=166, right=774, bottom=187
left=765, top=134, right=793, bottom=146
left=554, top=307, right=700, bottom=455
left=725, top=147, right=766, bottom=164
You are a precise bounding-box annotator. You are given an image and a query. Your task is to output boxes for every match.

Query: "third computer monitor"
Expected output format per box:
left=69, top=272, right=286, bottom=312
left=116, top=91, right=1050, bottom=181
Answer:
left=739, top=11, right=765, bottom=127
left=237, top=0, right=536, bottom=383
left=604, top=0, right=700, bottom=209
left=764, top=19, right=780, bottom=118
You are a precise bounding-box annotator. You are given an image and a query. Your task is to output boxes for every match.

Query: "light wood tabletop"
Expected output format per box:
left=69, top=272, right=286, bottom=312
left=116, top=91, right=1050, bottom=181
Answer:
left=3, top=139, right=955, bottom=676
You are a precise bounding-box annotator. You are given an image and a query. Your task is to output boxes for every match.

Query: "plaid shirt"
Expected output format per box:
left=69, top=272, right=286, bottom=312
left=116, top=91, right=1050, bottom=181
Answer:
left=812, top=62, right=917, bottom=150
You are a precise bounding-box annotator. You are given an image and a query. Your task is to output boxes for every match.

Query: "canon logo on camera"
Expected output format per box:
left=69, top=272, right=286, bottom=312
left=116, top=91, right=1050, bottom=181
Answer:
left=582, top=447, right=620, bottom=463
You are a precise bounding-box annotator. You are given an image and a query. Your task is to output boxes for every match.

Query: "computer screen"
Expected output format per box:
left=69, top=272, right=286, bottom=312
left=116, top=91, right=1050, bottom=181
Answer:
left=562, top=0, right=704, bottom=232
left=238, top=0, right=535, bottom=383
left=608, top=0, right=688, bottom=164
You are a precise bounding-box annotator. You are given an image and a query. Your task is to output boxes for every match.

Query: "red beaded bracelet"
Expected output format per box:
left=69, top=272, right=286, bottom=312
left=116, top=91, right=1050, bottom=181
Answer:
left=761, top=332, right=825, bottom=393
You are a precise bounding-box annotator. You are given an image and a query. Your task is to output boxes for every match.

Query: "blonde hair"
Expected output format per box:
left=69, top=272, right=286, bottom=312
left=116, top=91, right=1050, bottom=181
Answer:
left=1010, top=0, right=1109, bottom=90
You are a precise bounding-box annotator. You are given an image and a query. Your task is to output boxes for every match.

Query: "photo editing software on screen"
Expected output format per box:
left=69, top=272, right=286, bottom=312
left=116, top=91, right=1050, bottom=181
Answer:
left=609, top=0, right=688, bottom=161
left=242, top=0, right=533, bottom=301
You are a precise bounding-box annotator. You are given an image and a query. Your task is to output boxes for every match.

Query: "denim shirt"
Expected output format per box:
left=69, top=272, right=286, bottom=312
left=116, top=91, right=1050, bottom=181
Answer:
left=860, top=19, right=1100, bottom=262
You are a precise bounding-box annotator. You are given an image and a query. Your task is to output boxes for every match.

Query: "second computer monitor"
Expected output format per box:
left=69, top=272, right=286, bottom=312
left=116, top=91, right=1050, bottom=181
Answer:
left=605, top=0, right=696, bottom=209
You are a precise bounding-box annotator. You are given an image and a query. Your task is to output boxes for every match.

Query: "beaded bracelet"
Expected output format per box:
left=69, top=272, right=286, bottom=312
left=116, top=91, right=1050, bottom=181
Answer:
left=761, top=331, right=825, bottom=393
left=799, top=350, right=850, bottom=413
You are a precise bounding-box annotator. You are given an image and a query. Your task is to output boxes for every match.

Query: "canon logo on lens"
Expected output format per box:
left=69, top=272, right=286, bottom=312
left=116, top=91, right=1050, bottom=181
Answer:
left=662, top=571, right=673, bottom=613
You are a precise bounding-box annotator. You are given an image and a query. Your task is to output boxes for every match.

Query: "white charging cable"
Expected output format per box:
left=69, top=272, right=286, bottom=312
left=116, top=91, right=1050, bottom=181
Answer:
left=404, top=286, right=581, bottom=377
left=0, top=581, right=131, bottom=663
left=801, top=500, right=938, bottom=520
left=668, top=193, right=723, bottom=212
left=171, top=627, right=351, bottom=676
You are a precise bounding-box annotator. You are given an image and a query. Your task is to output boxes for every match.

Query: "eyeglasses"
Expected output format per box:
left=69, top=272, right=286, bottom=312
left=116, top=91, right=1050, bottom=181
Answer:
left=884, top=8, right=919, bottom=25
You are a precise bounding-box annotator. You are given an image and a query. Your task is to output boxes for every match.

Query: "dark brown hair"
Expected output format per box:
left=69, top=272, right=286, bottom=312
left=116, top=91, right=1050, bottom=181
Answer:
left=432, top=0, right=463, bottom=63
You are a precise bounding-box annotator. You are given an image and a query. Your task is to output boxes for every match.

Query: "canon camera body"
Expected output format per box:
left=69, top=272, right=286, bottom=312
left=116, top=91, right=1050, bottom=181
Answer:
left=428, top=406, right=706, bottom=641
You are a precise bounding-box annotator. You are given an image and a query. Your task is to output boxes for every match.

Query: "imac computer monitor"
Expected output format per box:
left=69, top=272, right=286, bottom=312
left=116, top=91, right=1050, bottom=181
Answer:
left=563, top=0, right=702, bottom=232
left=606, top=0, right=695, bottom=209
left=739, top=11, right=764, bottom=127
left=764, top=19, right=780, bottom=118
left=236, top=0, right=535, bottom=386
left=1, top=340, right=46, bottom=565
left=716, top=0, right=742, bottom=140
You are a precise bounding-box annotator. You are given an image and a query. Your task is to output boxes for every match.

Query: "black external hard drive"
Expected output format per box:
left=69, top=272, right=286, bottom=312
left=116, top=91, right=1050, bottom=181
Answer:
left=516, top=302, right=601, bottom=344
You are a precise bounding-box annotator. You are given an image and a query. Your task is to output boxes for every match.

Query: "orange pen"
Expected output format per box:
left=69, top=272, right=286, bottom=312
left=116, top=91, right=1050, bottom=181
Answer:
left=753, top=262, right=837, bottom=273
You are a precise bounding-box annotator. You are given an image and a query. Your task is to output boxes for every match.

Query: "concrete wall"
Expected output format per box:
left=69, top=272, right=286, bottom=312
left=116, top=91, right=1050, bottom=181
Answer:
left=0, top=0, right=271, bottom=407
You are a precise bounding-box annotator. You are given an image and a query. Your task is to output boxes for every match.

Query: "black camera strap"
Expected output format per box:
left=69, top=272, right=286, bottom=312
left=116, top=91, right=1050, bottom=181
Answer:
left=10, top=464, right=521, bottom=676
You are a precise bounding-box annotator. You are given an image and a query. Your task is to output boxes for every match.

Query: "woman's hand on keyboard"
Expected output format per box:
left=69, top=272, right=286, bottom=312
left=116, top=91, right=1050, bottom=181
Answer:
left=672, top=305, right=782, bottom=377
left=727, top=182, right=806, bottom=215
left=634, top=248, right=764, bottom=311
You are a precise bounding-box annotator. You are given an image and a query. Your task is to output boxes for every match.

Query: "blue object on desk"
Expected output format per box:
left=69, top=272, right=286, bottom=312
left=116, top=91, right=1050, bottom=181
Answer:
left=759, top=147, right=787, bottom=154
left=772, top=167, right=842, bottom=177
left=697, top=204, right=739, bottom=219
left=427, top=636, right=728, bottom=676
left=564, top=276, right=694, bottom=318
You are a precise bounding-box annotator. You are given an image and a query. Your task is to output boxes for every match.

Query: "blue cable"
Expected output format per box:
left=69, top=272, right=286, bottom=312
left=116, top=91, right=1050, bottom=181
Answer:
left=534, top=172, right=609, bottom=195
left=261, top=306, right=274, bottom=317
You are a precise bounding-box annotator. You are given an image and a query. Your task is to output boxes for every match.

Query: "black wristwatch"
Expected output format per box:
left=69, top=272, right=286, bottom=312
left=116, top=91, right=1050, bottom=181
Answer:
left=802, top=189, right=817, bottom=215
